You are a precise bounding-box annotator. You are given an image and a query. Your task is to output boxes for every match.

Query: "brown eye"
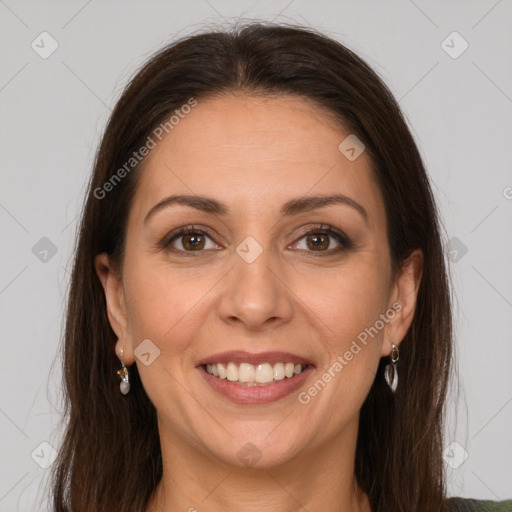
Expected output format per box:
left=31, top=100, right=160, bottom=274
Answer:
left=181, top=233, right=206, bottom=251
left=306, top=233, right=330, bottom=251
left=164, top=227, right=220, bottom=253
left=291, top=225, right=352, bottom=255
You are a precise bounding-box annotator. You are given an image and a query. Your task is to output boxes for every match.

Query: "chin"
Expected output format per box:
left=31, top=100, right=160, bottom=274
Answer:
left=205, top=429, right=308, bottom=470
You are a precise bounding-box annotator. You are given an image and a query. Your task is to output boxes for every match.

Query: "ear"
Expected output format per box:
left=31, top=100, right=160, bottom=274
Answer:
left=95, top=253, right=135, bottom=365
left=381, top=248, right=424, bottom=357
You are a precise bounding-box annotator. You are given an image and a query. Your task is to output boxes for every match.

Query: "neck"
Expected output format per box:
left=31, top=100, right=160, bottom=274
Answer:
left=146, top=415, right=371, bottom=512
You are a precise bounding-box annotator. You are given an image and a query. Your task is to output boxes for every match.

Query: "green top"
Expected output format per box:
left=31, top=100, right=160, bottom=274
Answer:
left=446, top=498, right=512, bottom=511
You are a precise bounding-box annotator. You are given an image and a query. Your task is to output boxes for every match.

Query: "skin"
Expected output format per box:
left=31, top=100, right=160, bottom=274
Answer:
left=96, top=94, right=423, bottom=512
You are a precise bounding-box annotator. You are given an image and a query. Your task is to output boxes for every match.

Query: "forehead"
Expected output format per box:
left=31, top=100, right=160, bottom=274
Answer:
left=130, top=94, right=385, bottom=227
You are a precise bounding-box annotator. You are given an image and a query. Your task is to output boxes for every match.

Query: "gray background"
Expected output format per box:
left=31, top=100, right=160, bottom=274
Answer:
left=1, top=0, right=511, bottom=510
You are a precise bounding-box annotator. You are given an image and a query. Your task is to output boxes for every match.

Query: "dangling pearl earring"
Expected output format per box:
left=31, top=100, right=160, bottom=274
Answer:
left=384, top=342, right=399, bottom=393
left=117, top=361, right=130, bottom=395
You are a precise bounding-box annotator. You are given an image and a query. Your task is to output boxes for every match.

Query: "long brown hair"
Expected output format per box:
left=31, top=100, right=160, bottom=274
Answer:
left=51, top=22, right=454, bottom=511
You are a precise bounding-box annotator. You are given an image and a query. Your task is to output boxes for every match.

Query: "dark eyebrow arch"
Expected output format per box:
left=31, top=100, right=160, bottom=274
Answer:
left=280, top=194, right=368, bottom=223
left=144, top=193, right=368, bottom=225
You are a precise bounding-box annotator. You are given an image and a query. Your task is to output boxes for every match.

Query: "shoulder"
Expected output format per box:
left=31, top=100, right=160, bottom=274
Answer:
left=445, top=497, right=512, bottom=512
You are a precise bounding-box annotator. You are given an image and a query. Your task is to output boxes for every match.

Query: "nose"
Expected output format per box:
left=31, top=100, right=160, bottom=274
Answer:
left=217, top=243, right=294, bottom=332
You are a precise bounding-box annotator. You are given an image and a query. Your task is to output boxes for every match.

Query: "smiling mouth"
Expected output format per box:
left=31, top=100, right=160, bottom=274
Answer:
left=203, top=361, right=309, bottom=386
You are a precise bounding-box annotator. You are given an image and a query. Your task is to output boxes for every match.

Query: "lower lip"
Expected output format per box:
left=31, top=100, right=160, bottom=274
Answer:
left=198, top=365, right=315, bottom=405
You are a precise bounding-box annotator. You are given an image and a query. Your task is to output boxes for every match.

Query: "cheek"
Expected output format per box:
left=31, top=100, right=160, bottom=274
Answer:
left=295, top=256, right=388, bottom=338
left=122, top=259, right=211, bottom=357
left=292, top=259, right=387, bottom=389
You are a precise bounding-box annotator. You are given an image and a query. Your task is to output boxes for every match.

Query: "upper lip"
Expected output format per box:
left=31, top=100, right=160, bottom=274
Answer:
left=196, top=350, right=315, bottom=367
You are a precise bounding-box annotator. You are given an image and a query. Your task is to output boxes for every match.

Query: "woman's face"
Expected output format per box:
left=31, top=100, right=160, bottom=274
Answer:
left=98, top=94, right=421, bottom=468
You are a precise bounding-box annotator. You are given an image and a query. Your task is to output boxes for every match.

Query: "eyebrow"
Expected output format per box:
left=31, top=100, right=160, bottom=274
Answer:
left=144, top=193, right=369, bottom=224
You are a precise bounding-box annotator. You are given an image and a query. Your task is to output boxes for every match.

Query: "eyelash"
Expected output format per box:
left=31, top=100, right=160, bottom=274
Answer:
left=160, top=223, right=353, bottom=256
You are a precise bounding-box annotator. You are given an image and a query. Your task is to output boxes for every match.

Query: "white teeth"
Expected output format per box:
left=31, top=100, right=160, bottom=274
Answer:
left=217, top=363, right=227, bottom=379
left=226, top=362, right=238, bottom=381
left=273, top=362, right=285, bottom=380
left=255, top=363, right=274, bottom=384
left=238, top=363, right=255, bottom=383
left=205, top=361, right=307, bottom=385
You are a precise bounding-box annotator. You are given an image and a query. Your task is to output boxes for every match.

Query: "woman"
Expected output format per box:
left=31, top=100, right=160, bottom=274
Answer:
left=50, top=22, right=512, bottom=511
